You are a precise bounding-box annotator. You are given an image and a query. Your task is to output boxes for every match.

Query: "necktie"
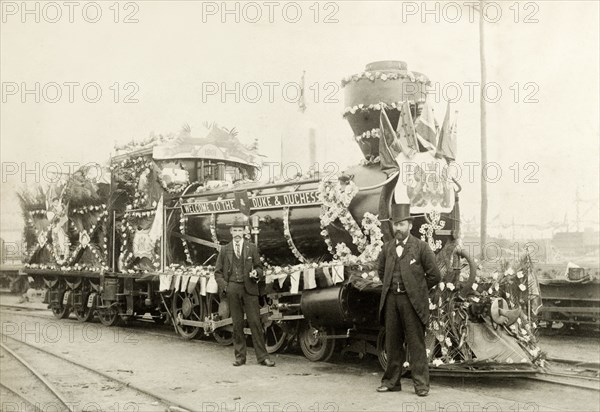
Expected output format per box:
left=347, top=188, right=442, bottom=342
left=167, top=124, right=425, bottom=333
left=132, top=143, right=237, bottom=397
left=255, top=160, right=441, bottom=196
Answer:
left=235, top=242, right=241, bottom=258
left=396, top=240, right=404, bottom=257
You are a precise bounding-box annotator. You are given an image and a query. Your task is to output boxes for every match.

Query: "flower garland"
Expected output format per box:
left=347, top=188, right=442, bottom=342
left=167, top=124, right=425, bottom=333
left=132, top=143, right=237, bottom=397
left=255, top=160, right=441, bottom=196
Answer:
left=318, top=176, right=383, bottom=265
left=110, top=156, right=153, bottom=209
left=64, top=210, right=109, bottom=267
left=419, top=211, right=445, bottom=252
left=71, top=204, right=106, bottom=215
left=158, top=164, right=190, bottom=194
left=282, top=206, right=307, bottom=263
left=354, top=128, right=381, bottom=142
left=343, top=101, right=405, bottom=118
left=209, top=214, right=219, bottom=245
left=341, top=70, right=429, bottom=88
left=180, top=215, right=193, bottom=264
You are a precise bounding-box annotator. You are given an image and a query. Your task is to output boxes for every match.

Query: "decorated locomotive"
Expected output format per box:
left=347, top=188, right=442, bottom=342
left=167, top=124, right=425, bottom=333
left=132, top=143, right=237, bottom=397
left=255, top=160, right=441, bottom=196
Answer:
left=20, top=60, right=542, bottom=373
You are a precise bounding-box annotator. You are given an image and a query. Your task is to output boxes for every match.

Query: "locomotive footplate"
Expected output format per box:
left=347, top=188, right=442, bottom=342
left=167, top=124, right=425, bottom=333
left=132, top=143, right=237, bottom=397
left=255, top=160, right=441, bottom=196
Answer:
left=177, top=306, right=270, bottom=331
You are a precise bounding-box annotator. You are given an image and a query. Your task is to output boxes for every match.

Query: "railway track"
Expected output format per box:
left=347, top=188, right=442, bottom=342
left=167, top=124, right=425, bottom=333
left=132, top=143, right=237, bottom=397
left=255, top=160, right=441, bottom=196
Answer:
left=2, top=303, right=600, bottom=394
left=0, top=333, right=196, bottom=412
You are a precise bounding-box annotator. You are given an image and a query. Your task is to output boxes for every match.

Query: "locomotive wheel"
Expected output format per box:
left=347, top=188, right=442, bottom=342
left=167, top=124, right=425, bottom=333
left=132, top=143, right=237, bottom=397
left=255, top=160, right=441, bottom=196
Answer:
left=298, top=322, right=336, bottom=362
left=171, top=289, right=205, bottom=340
left=98, top=308, right=122, bottom=327
left=264, top=321, right=289, bottom=354
left=207, top=293, right=233, bottom=346
left=376, top=328, right=410, bottom=375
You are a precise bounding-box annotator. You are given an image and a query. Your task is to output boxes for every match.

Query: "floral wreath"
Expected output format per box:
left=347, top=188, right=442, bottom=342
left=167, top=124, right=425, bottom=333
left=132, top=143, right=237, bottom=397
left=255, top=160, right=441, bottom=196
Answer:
left=119, top=208, right=161, bottom=272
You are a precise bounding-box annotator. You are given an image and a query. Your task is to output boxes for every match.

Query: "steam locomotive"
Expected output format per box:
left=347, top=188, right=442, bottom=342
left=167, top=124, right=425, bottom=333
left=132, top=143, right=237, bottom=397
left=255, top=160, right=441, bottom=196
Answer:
left=20, top=61, right=541, bottom=373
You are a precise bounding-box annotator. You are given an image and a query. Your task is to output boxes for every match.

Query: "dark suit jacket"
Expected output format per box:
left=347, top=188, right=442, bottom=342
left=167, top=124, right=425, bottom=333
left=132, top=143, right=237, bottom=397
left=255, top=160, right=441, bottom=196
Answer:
left=378, top=234, right=441, bottom=325
left=214, top=240, right=264, bottom=296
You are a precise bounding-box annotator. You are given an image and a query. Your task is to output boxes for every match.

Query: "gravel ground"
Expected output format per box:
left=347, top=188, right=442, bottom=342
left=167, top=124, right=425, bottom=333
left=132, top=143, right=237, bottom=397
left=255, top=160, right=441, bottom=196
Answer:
left=1, top=295, right=599, bottom=412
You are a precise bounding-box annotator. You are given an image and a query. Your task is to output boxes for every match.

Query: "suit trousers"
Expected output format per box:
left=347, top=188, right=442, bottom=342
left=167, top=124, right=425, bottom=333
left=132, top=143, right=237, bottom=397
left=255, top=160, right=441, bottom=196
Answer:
left=381, top=292, right=429, bottom=392
left=227, top=282, right=269, bottom=363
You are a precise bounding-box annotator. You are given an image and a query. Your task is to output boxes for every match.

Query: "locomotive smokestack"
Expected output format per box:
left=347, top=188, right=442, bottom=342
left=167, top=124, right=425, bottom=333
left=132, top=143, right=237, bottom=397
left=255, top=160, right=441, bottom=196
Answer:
left=342, top=60, right=430, bottom=160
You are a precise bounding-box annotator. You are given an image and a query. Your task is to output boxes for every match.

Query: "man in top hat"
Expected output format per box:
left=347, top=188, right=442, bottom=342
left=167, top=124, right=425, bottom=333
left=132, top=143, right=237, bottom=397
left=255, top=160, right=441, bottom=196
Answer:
left=376, top=204, right=441, bottom=396
left=214, top=215, right=275, bottom=367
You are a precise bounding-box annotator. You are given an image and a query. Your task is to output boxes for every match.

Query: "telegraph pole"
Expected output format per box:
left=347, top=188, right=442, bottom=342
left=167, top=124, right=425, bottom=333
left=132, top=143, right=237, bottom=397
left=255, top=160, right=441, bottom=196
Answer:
left=478, top=0, right=488, bottom=260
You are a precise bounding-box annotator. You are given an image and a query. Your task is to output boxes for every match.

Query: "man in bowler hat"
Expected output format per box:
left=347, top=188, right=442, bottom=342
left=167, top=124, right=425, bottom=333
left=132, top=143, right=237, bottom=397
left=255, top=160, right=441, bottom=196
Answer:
left=214, top=216, right=275, bottom=367
left=376, top=204, right=441, bottom=396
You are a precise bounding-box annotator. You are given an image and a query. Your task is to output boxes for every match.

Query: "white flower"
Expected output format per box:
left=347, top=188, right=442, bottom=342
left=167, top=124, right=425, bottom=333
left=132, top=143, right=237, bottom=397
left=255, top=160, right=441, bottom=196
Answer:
left=492, top=272, right=499, bottom=280
left=446, top=283, right=455, bottom=291
left=373, top=276, right=380, bottom=283
left=516, top=271, right=524, bottom=279
left=426, top=349, right=431, bottom=356
left=445, top=337, right=452, bottom=347
left=361, top=272, right=368, bottom=279
left=439, top=282, right=445, bottom=291
left=432, top=359, right=444, bottom=367
left=402, top=361, right=409, bottom=368
left=505, top=268, right=515, bottom=276
left=471, top=283, right=478, bottom=291
left=519, top=284, right=526, bottom=291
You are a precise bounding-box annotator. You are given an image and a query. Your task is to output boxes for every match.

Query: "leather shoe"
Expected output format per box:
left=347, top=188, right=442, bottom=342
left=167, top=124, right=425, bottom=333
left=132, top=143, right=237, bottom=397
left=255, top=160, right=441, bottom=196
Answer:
left=376, top=386, right=401, bottom=392
left=416, top=389, right=429, bottom=397
left=232, top=360, right=245, bottom=366
left=259, top=359, right=275, bottom=367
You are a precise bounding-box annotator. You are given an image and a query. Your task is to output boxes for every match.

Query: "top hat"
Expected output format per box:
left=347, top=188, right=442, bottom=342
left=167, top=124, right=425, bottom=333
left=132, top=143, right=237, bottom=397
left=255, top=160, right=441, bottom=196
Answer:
left=229, top=215, right=248, bottom=228
left=391, top=204, right=413, bottom=223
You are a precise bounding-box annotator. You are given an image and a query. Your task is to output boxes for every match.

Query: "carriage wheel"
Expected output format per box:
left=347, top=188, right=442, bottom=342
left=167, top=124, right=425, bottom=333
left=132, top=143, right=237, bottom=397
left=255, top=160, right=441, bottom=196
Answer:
left=50, top=285, right=71, bottom=319
left=206, top=293, right=234, bottom=346
left=264, top=321, right=289, bottom=354
left=98, top=307, right=122, bottom=327
left=51, top=301, right=71, bottom=319
left=171, top=288, right=205, bottom=339
left=298, top=322, right=336, bottom=362
left=74, top=301, right=95, bottom=322
left=74, top=281, right=95, bottom=322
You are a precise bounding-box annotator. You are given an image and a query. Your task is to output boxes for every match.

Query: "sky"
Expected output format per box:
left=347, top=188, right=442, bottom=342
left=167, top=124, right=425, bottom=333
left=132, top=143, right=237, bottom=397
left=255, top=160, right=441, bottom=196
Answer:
left=1, top=0, right=599, bottom=243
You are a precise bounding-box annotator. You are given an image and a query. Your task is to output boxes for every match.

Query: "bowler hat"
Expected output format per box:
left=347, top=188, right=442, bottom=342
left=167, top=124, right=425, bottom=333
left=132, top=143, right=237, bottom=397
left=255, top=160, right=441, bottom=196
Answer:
left=391, top=204, right=413, bottom=223
left=229, top=215, right=248, bottom=228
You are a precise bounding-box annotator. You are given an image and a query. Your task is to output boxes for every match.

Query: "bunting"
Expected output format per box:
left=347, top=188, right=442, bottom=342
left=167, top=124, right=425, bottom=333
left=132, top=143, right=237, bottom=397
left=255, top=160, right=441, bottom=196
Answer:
left=415, top=100, right=438, bottom=147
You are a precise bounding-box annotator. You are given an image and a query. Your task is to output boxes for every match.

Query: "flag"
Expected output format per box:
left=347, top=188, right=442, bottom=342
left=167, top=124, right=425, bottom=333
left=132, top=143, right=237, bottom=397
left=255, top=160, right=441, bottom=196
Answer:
left=437, top=102, right=458, bottom=160
left=303, top=268, right=317, bottom=290
left=149, top=195, right=164, bottom=243
left=379, top=109, right=402, bottom=173
left=290, top=271, right=300, bottom=294
left=415, top=100, right=438, bottom=147
left=206, top=276, right=219, bottom=294
left=234, top=190, right=251, bottom=216
left=332, top=265, right=344, bottom=284
left=397, top=101, right=419, bottom=155
left=527, top=269, right=542, bottom=316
